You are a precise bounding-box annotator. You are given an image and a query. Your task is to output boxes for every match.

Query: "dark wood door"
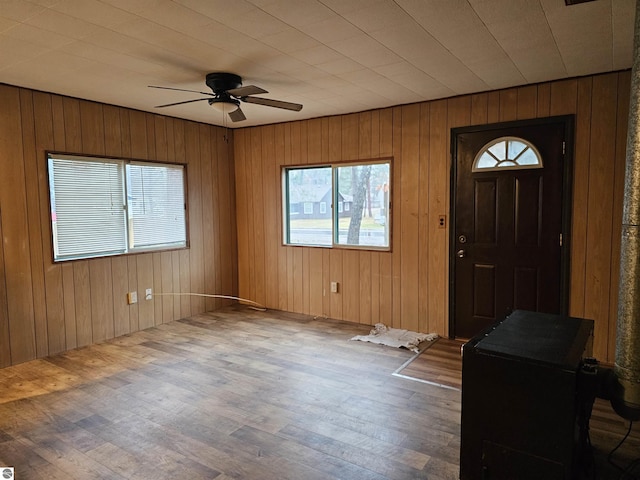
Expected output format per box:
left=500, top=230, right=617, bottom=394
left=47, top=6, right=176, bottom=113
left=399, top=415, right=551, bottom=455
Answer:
left=452, top=120, right=569, bottom=339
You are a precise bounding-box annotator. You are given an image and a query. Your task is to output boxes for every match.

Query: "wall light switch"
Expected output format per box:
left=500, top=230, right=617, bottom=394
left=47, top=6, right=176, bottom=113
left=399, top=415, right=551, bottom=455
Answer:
left=330, top=281, right=339, bottom=293
left=127, top=291, right=138, bottom=304
left=145, top=288, right=152, bottom=300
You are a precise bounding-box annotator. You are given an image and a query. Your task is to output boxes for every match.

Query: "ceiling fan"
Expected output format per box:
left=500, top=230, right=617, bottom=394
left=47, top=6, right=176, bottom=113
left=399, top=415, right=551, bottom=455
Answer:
left=149, top=72, right=303, bottom=122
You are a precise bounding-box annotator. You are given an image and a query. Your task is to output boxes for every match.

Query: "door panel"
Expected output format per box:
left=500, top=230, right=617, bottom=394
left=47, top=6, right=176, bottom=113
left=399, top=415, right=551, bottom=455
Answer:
left=514, top=177, right=542, bottom=247
left=452, top=120, right=569, bottom=339
left=474, top=179, right=497, bottom=244
left=513, top=266, right=539, bottom=311
left=473, top=264, right=496, bottom=319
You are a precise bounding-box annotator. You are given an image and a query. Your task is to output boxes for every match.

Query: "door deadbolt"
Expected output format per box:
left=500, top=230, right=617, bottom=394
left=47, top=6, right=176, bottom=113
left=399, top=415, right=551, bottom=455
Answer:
left=458, top=235, right=467, bottom=244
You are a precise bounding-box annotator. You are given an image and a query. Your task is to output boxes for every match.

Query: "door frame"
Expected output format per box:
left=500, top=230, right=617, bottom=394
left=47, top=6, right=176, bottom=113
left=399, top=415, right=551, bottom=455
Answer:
left=448, top=115, right=575, bottom=339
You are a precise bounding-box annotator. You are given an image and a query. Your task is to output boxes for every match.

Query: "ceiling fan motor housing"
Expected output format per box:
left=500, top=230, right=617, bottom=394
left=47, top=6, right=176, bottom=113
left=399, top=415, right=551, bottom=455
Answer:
left=206, top=72, right=242, bottom=93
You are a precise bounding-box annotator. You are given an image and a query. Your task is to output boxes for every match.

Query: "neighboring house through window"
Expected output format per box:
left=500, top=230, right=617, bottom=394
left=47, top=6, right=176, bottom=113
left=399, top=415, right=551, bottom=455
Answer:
left=283, top=160, right=391, bottom=249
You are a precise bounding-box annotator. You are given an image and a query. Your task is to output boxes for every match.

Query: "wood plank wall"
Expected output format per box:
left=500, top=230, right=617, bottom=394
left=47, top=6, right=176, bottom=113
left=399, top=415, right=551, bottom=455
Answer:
left=234, top=71, right=631, bottom=364
left=0, top=84, right=238, bottom=368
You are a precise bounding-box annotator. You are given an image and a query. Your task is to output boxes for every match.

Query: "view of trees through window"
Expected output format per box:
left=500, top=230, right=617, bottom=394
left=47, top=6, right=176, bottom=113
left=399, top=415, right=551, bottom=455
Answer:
left=284, top=161, right=390, bottom=249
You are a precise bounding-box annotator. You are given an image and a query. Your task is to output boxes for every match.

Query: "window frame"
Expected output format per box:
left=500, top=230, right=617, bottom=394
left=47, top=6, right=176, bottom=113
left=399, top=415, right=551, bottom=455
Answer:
left=303, top=202, right=314, bottom=215
left=282, top=158, right=392, bottom=251
left=47, top=151, right=189, bottom=263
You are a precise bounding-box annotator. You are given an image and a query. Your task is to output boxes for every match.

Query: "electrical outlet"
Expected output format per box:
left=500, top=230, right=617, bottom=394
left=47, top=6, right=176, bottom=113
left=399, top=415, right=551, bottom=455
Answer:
left=145, top=288, right=152, bottom=300
left=330, top=281, right=339, bottom=293
left=127, top=291, right=138, bottom=304
left=438, top=215, right=446, bottom=229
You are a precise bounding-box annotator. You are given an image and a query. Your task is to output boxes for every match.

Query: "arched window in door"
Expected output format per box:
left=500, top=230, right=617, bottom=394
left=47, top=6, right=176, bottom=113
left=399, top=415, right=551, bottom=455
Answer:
left=472, top=137, right=543, bottom=172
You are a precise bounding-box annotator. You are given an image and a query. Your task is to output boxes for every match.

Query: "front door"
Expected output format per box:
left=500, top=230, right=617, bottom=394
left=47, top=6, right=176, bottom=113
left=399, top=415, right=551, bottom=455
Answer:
left=451, top=118, right=572, bottom=339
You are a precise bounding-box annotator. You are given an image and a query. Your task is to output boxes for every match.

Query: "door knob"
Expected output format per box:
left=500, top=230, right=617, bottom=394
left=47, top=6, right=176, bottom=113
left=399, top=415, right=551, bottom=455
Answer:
left=457, top=249, right=466, bottom=258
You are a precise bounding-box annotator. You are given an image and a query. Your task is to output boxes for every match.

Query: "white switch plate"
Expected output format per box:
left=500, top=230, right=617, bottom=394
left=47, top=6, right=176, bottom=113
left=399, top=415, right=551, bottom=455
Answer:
left=127, top=291, right=138, bottom=304
left=145, top=288, right=152, bottom=300
left=330, top=281, right=339, bottom=293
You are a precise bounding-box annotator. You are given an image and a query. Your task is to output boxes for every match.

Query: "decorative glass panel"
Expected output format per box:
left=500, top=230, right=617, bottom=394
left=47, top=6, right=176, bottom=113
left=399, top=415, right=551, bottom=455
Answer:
left=516, top=148, right=539, bottom=166
left=507, top=140, right=527, bottom=160
left=472, top=137, right=543, bottom=172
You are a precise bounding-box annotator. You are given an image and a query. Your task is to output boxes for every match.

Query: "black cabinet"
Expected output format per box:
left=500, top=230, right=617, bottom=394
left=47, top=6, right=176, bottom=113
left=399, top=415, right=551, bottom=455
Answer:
left=460, top=310, right=594, bottom=480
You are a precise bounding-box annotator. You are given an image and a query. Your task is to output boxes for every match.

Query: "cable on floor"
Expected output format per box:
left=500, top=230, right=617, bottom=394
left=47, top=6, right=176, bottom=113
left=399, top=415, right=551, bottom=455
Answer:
left=607, top=420, right=639, bottom=480
left=152, top=292, right=267, bottom=311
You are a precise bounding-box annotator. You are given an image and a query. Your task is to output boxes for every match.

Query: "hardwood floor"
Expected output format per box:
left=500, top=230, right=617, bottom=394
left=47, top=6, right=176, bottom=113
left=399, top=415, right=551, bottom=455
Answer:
left=0, top=306, right=638, bottom=479
left=393, top=339, right=463, bottom=391
left=0, top=306, right=461, bottom=480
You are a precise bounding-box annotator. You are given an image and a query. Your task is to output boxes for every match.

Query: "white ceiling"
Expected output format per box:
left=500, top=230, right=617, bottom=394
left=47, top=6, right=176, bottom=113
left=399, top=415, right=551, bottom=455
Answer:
left=0, top=0, right=635, bottom=128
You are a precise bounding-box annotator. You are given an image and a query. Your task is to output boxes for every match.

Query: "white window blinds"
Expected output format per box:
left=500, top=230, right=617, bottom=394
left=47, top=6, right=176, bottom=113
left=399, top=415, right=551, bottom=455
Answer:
left=127, top=163, right=186, bottom=249
left=50, top=156, right=127, bottom=261
left=48, top=154, right=187, bottom=262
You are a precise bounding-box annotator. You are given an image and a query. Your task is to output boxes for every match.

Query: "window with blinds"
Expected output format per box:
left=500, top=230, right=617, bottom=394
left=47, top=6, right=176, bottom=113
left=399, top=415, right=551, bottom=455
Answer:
left=48, top=153, right=187, bottom=262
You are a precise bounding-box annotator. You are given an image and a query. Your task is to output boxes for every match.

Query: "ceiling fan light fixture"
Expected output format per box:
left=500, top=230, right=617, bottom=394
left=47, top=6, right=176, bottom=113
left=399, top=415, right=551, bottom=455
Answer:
left=209, top=98, right=239, bottom=114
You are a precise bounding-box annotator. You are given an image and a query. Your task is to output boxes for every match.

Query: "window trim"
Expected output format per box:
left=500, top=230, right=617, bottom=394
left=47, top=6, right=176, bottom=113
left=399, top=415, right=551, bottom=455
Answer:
left=47, top=151, right=189, bottom=263
left=282, top=158, right=392, bottom=252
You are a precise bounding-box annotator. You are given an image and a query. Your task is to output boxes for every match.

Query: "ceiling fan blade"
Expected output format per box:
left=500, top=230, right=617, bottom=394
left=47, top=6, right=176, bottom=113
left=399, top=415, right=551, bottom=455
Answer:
left=227, top=85, right=268, bottom=97
left=241, top=96, right=303, bottom=112
left=154, top=98, right=211, bottom=108
left=229, top=106, right=246, bottom=122
left=148, top=85, right=214, bottom=96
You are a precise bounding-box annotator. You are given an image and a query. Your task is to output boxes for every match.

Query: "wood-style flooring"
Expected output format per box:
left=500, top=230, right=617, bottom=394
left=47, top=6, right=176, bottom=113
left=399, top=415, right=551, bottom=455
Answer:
left=0, top=306, right=638, bottom=479
left=393, top=338, right=462, bottom=391
left=398, top=339, right=640, bottom=480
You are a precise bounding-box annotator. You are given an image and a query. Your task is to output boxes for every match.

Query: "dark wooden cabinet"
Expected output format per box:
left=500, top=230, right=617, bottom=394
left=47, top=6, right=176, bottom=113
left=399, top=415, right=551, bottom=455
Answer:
left=460, top=310, right=594, bottom=480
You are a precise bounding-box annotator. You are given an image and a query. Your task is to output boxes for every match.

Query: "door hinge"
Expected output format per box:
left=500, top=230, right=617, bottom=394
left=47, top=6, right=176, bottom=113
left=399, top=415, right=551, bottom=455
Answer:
left=560, top=233, right=563, bottom=246
left=562, top=141, right=566, bottom=155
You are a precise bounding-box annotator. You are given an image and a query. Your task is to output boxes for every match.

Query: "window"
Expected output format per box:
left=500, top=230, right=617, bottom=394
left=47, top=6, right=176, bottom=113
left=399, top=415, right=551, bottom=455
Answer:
left=303, top=202, right=313, bottom=215
left=48, top=153, right=187, bottom=262
left=283, top=160, right=391, bottom=250
left=473, top=137, right=543, bottom=172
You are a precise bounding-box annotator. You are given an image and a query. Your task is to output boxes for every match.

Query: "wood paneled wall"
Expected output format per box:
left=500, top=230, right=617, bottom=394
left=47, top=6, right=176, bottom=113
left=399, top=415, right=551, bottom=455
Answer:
left=0, top=84, right=238, bottom=368
left=0, top=72, right=630, bottom=367
left=234, top=71, right=631, bottom=364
